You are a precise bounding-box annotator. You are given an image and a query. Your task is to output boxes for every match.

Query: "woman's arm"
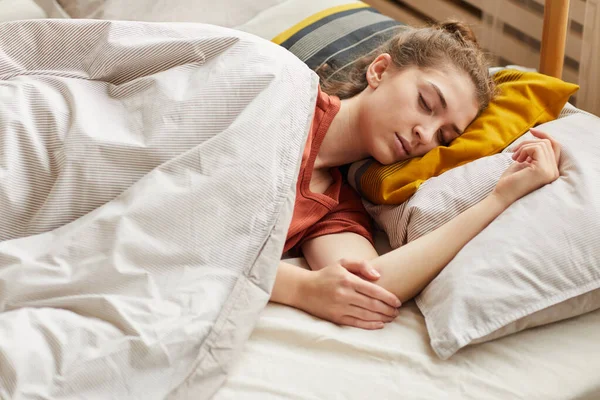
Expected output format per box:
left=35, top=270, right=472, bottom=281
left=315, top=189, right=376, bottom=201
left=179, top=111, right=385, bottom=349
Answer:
left=301, top=232, right=378, bottom=271
left=299, top=196, right=507, bottom=303
left=270, top=256, right=400, bottom=330
left=271, top=130, right=560, bottom=328
left=270, top=261, right=312, bottom=307
left=272, top=231, right=384, bottom=307
left=365, top=192, right=508, bottom=302
left=341, top=128, right=561, bottom=303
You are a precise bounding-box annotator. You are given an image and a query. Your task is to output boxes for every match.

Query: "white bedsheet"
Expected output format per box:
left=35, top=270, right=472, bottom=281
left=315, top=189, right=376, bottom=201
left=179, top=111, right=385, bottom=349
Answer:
left=216, top=259, right=600, bottom=400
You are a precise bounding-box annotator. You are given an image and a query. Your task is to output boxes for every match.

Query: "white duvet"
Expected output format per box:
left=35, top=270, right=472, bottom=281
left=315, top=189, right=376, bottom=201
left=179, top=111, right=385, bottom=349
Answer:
left=0, top=19, right=317, bottom=399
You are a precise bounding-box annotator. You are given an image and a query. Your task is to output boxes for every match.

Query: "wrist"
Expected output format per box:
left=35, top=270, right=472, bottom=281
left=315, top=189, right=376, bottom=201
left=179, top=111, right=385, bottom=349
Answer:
left=487, top=190, right=513, bottom=213
left=290, top=268, right=315, bottom=309
left=272, top=262, right=314, bottom=308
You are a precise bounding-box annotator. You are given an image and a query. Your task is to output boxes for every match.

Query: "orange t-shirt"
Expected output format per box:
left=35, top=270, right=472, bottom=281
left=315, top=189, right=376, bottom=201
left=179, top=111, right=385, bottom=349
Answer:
left=283, top=88, right=374, bottom=254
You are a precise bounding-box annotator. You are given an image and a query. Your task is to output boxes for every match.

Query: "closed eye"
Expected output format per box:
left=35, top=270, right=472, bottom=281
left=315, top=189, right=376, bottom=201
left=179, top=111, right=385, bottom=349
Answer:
left=437, top=129, right=448, bottom=146
left=440, top=130, right=461, bottom=147
left=438, top=129, right=458, bottom=147
left=419, top=93, right=432, bottom=113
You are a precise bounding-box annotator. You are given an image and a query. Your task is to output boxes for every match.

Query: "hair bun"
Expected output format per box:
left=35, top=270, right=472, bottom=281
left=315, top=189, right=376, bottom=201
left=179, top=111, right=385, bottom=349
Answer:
left=437, top=21, right=479, bottom=48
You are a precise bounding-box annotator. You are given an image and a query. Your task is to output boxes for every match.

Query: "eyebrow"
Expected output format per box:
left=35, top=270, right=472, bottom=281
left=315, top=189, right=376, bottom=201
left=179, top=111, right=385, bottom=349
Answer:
left=429, top=82, right=447, bottom=109
left=429, top=81, right=464, bottom=136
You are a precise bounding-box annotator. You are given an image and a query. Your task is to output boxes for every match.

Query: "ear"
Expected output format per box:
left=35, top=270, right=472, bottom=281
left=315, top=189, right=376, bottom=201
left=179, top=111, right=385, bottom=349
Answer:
left=366, top=53, right=392, bottom=89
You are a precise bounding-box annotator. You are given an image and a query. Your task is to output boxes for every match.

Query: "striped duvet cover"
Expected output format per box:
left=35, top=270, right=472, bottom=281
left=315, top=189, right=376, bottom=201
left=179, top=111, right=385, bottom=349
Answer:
left=0, top=19, right=317, bottom=399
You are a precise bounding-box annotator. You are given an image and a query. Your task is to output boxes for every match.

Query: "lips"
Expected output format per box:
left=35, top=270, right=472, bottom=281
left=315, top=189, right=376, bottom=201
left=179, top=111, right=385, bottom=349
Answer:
left=394, top=132, right=411, bottom=156
left=399, top=135, right=411, bottom=155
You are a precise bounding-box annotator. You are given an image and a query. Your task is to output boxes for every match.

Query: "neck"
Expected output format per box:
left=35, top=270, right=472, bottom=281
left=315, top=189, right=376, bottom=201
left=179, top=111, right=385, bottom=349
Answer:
left=314, top=95, right=369, bottom=169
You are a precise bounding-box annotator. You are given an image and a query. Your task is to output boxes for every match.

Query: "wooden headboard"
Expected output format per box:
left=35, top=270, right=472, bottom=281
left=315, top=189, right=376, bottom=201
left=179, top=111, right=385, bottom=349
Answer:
left=365, top=0, right=599, bottom=115
left=540, top=0, right=570, bottom=78
left=365, top=0, right=573, bottom=78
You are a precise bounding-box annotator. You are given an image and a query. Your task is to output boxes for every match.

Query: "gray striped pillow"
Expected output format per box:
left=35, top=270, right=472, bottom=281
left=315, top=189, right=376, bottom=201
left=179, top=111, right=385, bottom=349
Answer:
left=278, top=5, right=406, bottom=81
left=365, top=109, right=600, bottom=359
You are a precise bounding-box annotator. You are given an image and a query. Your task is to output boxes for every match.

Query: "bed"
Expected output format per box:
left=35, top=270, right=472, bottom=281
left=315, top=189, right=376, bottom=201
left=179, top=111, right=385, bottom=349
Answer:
left=231, top=5, right=600, bottom=399
left=2, top=1, right=600, bottom=399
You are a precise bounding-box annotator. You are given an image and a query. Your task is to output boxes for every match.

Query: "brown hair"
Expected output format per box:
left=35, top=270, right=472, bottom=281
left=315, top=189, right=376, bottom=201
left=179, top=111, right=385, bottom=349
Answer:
left=317, top=21, right=496, bottom=114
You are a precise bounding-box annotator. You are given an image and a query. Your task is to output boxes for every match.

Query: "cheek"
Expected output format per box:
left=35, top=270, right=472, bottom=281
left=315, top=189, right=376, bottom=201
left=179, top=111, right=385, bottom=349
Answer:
left=383, top=91, right=413, bottom=126
left=370, top=90, right=400, bottom=129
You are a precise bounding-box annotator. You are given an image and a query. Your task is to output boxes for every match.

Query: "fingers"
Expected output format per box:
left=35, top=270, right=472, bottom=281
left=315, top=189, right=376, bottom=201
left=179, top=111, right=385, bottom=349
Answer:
left=352, top=274, right=401, bottom=308
left=512, top=140, right=549, bottom=161
left=530, top=128, right=561, bottom=162
left=510, top=139, right=560, bottom=183
left=512, top=144, right=538, bottom=164
left=350, top=292, right=399, bottom=318
left=513, top=129, right=560, bottom=161
left=339, top=304, right=400, bottom=330
left=338, top=316, right=385, bottom=330
left=513, top=129, right=561, bottom=173
left=512, top=138, right=555, bottom=166
left=512, top=140, right=540, bottom=161
left=513, top=142, right=549, bottom=164
left=338, top=258, right=380, bottom=281
left=347, top=305, right=396, bottom=322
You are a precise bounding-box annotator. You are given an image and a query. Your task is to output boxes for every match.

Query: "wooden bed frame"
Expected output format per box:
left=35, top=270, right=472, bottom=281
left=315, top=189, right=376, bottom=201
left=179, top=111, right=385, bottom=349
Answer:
left=539, top=0, right=571, bottom=78
left=365, top=0, right=600, bottom=116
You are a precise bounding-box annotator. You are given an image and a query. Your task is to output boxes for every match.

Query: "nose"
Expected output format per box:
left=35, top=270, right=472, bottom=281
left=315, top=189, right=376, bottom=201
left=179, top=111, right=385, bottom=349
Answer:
left=413, top=124, right=436, bottom=146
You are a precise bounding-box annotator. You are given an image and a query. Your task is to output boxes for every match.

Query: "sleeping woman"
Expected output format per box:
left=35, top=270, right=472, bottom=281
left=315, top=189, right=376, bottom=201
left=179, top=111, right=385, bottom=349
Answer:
left=270, top=21, right=561, bottom=329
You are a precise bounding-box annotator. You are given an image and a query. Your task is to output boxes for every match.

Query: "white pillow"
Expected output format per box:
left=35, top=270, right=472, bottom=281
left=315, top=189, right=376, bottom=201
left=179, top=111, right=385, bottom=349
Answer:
left=54, top=0, right=282, bottom=26
left=0, top=0, right=47, bottom=21
left=51, top=0, right=361, bottom=41
left=365, top=111, right=600, bottom=359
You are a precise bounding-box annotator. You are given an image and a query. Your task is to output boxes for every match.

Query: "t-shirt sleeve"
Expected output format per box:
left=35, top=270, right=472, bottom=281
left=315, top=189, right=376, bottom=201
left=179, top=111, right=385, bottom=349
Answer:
left=299, top=183, right=374, bottom=247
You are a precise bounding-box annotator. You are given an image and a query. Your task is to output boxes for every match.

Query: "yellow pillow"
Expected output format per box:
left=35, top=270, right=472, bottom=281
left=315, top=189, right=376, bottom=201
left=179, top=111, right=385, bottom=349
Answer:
left=352, top=70, right=579, bottom=204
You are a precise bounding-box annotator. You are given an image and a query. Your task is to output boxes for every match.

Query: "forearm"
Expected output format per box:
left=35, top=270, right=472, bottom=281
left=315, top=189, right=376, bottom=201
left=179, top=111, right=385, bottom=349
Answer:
left=270, top=261, right=311, bottom=307
left=371, top=192, right=510, bottom=303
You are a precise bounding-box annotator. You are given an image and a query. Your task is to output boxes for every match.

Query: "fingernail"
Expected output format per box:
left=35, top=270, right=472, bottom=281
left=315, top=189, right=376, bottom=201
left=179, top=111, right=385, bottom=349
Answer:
left=396, top=300, right=402, bottom=307
left=370, top=268, right=380, bottom=277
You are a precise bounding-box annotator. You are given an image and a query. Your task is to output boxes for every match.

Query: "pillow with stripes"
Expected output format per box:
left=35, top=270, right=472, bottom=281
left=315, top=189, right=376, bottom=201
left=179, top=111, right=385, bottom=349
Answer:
left=273, top=2, right=407, bottom=81
left=363, top=107, right=600, bottom=359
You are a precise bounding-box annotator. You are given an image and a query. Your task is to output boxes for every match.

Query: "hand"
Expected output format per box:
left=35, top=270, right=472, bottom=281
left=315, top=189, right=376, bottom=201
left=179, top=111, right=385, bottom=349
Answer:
left=338, top=258, right=384, bottom=282
left=299, top=260, right=401, bottom=330
left=492, top=128, right=561, bottom=207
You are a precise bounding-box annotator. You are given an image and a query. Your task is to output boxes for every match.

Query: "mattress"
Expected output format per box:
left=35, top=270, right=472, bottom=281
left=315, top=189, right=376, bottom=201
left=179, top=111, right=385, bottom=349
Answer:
left=216, top=257, right=600, bottom=400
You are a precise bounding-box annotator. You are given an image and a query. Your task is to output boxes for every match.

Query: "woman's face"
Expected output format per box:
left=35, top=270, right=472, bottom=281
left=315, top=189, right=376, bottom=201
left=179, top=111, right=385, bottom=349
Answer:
left=357, top=54, right=479, bottom=165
